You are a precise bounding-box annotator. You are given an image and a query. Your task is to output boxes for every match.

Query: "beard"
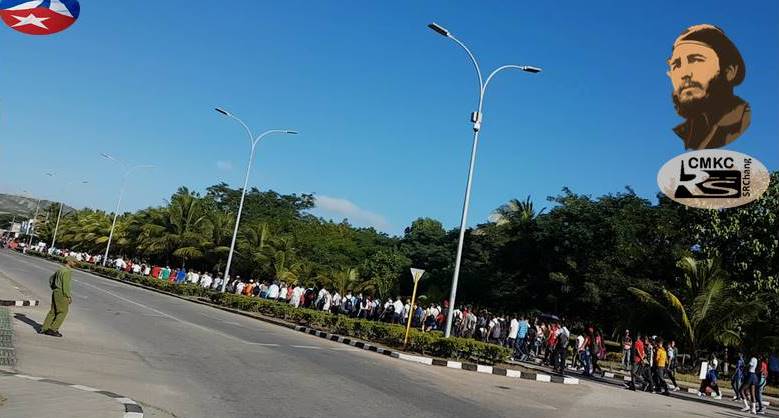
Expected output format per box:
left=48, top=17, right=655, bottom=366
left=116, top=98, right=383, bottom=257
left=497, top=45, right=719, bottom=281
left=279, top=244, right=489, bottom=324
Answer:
left=672, top=72, right=734, bottom=119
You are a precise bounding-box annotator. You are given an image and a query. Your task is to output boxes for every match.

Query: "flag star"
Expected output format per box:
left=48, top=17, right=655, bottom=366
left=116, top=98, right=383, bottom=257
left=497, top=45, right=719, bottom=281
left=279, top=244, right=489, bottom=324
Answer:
left=11, top=13, right=50, bottom=29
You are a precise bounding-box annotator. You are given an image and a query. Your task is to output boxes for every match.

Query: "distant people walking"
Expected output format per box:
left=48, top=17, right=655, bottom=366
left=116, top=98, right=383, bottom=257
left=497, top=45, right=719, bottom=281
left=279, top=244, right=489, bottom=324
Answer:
left=41, top=257, right=77, bottom=337
left=621, top=330, right=632, bottom=369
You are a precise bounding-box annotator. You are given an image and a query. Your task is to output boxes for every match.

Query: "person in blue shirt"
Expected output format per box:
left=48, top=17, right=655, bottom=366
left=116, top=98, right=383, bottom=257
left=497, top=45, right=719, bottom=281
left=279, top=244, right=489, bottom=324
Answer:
left=732, top=352, right=745, bottom=401
left=515, top=316, right=530, bottom=360
left=175, top=268, right=187, bottom=284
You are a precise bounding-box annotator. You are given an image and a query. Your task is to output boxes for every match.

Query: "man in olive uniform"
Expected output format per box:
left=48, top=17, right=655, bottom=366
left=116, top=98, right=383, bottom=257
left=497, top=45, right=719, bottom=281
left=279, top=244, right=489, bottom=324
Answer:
left=41, top=257, right=77, bottom=337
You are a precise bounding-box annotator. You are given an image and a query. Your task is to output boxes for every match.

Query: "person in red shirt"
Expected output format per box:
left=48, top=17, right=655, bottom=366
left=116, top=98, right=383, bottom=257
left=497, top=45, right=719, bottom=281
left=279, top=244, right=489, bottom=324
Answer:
left=756, top=354, right=769, bottom=414
left=626, top=333, right=645, bottom=391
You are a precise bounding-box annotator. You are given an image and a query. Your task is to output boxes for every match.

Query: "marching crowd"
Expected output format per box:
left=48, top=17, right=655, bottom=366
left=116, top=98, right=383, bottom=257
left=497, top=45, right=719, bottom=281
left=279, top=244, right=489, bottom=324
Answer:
left=1, top=238, right=776, bottom=414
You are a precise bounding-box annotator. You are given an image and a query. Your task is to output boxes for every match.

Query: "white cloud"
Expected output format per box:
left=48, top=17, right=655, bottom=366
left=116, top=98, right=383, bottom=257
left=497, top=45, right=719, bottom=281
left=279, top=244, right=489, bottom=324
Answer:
left=216, top=160, right=233, bottom=171
left=314, top=195, right=389, bottom=230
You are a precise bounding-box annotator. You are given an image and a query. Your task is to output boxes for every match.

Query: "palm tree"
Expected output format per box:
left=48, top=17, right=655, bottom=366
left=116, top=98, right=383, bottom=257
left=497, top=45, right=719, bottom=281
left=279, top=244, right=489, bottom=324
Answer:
left=237, top=221, right=273, bottom=277
left=204, top=210, right=234, bottom=272
left=490, top=196, right=544, bottom=226
left=322, top=267, right=359, bottom=295
left=267, top=237, right=302, bottom=284
left=137, top=188, right=212, bottom=266
left=629, top=257, right=763, bottom=355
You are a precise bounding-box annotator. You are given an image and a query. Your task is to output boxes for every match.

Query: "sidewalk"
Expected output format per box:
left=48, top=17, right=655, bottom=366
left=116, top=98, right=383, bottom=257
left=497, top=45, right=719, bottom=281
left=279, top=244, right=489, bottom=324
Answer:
left=0, top=371, right=130, bottom=418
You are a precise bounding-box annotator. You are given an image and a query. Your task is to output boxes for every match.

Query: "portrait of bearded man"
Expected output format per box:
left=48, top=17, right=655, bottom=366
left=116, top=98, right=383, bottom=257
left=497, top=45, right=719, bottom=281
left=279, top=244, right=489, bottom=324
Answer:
left=668, top=24, right=751, bottom=150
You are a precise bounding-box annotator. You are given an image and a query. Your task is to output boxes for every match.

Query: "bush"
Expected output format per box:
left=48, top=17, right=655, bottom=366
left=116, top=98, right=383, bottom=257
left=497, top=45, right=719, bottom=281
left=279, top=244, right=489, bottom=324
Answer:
left=209, top=292, right=511, bottom=364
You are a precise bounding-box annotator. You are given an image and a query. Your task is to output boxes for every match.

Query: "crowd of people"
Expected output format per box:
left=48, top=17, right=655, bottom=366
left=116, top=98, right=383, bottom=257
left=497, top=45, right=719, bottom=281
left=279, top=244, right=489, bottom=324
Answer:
left=2, top=237, right=776, bottom=414
left=620, top=331, right=771, bottom=414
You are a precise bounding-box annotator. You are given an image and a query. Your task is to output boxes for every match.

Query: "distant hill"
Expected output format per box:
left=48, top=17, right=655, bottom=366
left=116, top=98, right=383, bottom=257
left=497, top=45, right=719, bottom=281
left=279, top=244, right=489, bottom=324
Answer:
left=0, top=193, right=73, bottom=217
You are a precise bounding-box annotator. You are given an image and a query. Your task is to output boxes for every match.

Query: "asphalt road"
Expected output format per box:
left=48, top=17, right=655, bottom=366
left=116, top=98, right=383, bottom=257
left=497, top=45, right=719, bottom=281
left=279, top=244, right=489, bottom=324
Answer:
left=0, top=249, right=759, bottom=418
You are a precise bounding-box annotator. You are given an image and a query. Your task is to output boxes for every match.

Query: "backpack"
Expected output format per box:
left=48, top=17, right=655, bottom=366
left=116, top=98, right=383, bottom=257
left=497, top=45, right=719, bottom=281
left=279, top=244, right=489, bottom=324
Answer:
left=344, top=298, right=353, bottom=313
left=557, top=332, right=569, bottom=350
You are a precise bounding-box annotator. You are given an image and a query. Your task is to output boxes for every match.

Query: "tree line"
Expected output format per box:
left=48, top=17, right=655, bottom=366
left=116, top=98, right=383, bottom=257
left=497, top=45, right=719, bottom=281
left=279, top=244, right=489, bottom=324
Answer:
left=27, top=174, right=779, bottom=356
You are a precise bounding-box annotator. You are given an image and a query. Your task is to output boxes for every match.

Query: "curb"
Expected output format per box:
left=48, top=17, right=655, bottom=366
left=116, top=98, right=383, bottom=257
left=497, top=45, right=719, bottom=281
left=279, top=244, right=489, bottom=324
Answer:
left=14, top=252, right=581, bottom=385
left=0, top=300, right=40, bottom=307
left=288, top=324, right=580, bottom=385
left=0, top=369, right=144, bottom=418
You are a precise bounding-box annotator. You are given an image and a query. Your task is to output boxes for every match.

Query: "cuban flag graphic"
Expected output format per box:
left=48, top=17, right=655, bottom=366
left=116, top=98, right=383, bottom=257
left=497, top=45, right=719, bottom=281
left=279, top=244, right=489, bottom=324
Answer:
left=0, top=0, right=80, bottom=35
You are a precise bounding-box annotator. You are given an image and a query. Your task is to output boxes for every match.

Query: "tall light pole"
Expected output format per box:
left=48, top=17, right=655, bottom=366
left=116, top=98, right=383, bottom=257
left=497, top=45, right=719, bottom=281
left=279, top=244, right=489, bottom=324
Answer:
left=214, top=107, right=298, bottom=292
left=49, top=175, right=89, bottom=251
left=428, top=22, right=542, bottom=338
left=22, top=189, right=41, bottom=248
left=100, top=153, right=154, bottom=266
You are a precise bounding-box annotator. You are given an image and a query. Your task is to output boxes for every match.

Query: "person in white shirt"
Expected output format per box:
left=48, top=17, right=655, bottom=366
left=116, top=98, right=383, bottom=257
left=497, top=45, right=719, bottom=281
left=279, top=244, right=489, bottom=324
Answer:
left=290, top=286, right=304, bottom=307
left=279, top=284, right=288, bottom=301
left=235, top=281, right=245, bottom=295
left=114, top=258, right=125, bottom=270
left=315, top=288, right=327, bottom=307
left=132, top=263, right=142, bottom=275
left=393, top=297, right=404, bottom=324
left=143, top=265, right=151, bottom=276
left=267, top=282, right=280, bottom=300
left=508, top=317, right=520, bottom=349
left=331, top=292, right=342, bottom=313
left=201, top=274, right=213, bottom=288
left=322, top=291, right=332, bottom=311
left=190, top=271, right=200, bottom=284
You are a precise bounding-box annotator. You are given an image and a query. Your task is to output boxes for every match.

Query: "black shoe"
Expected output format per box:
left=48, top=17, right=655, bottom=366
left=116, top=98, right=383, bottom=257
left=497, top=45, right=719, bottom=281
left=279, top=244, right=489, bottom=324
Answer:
left=52, top=331, right=63, bottom=337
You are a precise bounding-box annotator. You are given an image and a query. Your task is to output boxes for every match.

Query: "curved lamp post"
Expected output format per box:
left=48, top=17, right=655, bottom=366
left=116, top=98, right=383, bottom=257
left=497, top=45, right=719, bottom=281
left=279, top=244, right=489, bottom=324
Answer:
left=428, top=22, right=542, bottom=338
left=215, top=107, right=298, bottom=292
left=100, top=153, right=154, bottom=266
left=48, top=174, right=89, bottom=251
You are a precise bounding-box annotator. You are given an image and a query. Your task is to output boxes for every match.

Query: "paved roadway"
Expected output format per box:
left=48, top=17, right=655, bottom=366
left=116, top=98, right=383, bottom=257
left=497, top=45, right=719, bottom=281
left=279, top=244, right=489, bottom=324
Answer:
left=0, top=249, right=757, bottom=418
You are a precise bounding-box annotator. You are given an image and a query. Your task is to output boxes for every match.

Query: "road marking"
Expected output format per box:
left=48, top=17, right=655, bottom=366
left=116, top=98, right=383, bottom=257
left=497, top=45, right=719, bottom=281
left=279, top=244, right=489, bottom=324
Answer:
left=290, top=345, right=322, bottom=349
left=244, top=342, right=280, bottom=347
left=75, top=280, right=249, bottom=345
left=329, top=347, right=359, bottom=352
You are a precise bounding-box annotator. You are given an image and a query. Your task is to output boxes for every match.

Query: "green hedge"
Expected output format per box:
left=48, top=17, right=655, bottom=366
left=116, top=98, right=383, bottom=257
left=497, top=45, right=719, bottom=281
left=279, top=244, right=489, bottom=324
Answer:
left=210, top=292, right=511, bottom=364
left=24, top=250, right=510, bottom=364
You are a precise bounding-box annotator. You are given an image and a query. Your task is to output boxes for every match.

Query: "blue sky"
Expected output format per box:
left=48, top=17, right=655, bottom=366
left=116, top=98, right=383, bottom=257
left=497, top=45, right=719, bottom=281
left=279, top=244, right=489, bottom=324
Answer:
left=1, top=1, right=777, bottom=235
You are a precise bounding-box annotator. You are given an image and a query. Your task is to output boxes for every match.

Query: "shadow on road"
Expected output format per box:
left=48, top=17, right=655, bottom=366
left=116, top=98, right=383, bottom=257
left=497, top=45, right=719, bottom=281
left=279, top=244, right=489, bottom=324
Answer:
left=14, top=313, right=42, bottom=333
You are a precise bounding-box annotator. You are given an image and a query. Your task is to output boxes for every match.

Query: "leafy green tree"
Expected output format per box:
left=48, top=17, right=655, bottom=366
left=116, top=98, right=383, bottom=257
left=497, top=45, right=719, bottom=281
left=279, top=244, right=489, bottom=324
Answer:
left=359, top=249, right=410, bottom=299
left=629, top=257, right=764, bottom=355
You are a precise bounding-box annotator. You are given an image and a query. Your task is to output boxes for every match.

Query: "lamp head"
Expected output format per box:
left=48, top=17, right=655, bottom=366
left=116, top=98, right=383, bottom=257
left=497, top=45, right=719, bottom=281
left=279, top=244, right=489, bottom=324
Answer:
left=428, top=23, right=450, bottom=38
left=522, top=66, right=542, bottom=74
left=215, top=107, right=231, bottom=117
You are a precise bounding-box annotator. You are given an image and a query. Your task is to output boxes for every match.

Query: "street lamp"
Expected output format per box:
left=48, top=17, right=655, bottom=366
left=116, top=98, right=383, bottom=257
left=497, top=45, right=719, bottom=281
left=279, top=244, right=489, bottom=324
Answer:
left=100, top=153, right=154, bottom=266
left=49, top=176, right=89, bottom=251
left=22, top=188, right=42, bottom=248
left=428, top=22, right=542, bottom=338
left=214, top=107, right=298, bottom=292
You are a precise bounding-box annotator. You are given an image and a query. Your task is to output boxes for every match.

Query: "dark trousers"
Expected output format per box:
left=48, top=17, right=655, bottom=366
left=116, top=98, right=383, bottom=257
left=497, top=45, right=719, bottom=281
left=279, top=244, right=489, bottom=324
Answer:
left=665, top=367, right=679, bottom=388
left=653, top=366, right=669, bottom=392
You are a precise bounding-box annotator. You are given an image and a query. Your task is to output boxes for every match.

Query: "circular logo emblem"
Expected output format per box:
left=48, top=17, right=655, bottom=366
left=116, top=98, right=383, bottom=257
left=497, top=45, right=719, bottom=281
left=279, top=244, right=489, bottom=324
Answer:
left=657, top=150, right=770, bottom=209
left=0, top=0, right=80, bottom=35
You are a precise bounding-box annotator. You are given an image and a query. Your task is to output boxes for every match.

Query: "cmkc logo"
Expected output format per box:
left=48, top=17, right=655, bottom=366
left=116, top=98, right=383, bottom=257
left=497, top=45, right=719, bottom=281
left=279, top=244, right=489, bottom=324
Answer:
left=0, top=0, right=80, bottom=35
left=658, top=150, right=770, bottom=209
